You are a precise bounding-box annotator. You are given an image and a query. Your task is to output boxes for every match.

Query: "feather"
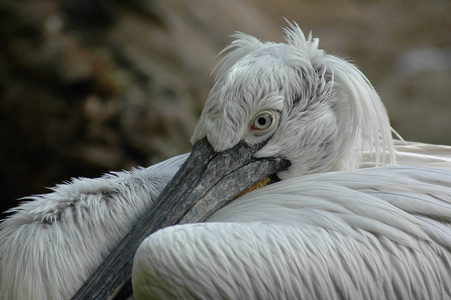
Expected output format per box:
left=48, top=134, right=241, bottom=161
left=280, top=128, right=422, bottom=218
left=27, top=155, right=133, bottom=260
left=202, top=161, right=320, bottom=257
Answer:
left=0, top=154, right=187, bottom=300
left=135, top=167, right=451, bottom=299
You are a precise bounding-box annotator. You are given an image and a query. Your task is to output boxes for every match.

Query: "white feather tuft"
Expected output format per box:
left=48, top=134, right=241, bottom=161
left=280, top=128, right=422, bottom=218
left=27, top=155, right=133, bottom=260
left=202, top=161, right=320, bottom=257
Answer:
left=212, top=32, right=263, bottom=81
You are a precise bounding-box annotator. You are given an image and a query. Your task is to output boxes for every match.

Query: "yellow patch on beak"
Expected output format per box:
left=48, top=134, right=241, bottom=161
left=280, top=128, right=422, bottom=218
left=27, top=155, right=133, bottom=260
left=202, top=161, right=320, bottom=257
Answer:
left=234, top=175, right=280, bottom=199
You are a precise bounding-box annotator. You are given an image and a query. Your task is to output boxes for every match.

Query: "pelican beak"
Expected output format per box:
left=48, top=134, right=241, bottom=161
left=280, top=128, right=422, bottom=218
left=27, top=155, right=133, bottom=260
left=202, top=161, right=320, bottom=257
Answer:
left=72, top=138, right=290, bottom=299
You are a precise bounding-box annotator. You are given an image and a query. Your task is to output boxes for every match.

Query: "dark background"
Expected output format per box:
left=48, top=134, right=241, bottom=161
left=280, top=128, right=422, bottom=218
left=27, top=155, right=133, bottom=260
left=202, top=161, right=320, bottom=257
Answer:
left=1, top=0, right=450, bottom=216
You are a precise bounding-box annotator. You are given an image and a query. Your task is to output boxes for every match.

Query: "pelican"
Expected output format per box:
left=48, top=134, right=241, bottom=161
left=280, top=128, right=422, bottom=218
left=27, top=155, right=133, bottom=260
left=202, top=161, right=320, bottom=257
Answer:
left=1, top=21, right=451, bottom=299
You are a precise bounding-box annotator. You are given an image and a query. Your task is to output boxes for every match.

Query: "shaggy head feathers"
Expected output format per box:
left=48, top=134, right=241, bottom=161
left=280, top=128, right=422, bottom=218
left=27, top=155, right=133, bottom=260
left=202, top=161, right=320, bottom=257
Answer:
left=191, top=22, right=395, bottom=178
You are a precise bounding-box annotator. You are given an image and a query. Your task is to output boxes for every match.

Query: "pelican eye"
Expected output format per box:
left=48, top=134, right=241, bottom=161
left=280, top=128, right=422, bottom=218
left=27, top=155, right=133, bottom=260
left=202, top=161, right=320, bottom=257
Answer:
left=251, top=112, right=274, bottom=130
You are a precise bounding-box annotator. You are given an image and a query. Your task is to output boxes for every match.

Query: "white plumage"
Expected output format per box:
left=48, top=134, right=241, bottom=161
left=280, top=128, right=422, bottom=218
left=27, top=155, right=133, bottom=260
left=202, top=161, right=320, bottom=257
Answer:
left=1, top=22, right=451, bottom=300
left=0, top=154, right=188, bottom=299
left=133, top=150, right=451, bottom=299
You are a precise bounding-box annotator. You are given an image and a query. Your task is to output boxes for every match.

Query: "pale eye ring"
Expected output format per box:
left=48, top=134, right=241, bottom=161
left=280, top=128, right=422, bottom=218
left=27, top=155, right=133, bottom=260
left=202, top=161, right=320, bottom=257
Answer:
left=251, top=112, right=274, bottom=130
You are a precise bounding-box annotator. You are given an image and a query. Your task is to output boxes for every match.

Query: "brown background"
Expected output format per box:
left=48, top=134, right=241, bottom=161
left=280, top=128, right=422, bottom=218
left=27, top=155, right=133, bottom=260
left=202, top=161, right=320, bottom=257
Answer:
left=1, top=0, right=450, bottom=215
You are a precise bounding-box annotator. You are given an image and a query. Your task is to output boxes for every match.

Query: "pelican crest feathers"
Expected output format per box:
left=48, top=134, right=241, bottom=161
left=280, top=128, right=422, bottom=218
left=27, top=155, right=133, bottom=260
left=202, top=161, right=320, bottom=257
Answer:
left=192, top=22, right=395, bottom=178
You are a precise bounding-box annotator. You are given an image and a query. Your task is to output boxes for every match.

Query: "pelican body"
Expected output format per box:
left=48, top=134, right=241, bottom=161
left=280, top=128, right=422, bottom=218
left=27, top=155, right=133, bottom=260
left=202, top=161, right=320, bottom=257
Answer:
left=1, top=22, right=451, bottom=299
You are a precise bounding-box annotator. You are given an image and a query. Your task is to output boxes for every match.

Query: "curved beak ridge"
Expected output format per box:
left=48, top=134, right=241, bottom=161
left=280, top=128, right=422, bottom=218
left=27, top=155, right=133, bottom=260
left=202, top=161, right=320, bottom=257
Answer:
left=72, top=138, right=290, bottom=299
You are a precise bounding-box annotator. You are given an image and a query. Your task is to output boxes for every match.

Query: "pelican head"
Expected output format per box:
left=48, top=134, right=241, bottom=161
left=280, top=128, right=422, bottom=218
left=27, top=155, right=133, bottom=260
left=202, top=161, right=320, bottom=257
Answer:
left=192, top=23, right=394, bottom=178
left=73, top=22, right=395, bottom=298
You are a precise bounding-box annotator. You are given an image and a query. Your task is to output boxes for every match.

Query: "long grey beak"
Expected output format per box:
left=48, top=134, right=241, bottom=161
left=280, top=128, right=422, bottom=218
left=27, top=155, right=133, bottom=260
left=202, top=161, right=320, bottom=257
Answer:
left=71, top=138, right=290, bottom=299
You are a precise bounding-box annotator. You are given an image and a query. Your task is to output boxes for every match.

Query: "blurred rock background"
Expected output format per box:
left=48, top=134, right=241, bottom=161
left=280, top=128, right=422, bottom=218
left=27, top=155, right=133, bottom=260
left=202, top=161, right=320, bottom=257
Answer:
left=1, top=0, right=450, bottom=214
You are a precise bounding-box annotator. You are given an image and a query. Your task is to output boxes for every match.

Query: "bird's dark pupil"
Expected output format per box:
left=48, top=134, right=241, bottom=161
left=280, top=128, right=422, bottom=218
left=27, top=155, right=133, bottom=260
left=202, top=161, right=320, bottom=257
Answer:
left=258, top=117, right=267, bottom=126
